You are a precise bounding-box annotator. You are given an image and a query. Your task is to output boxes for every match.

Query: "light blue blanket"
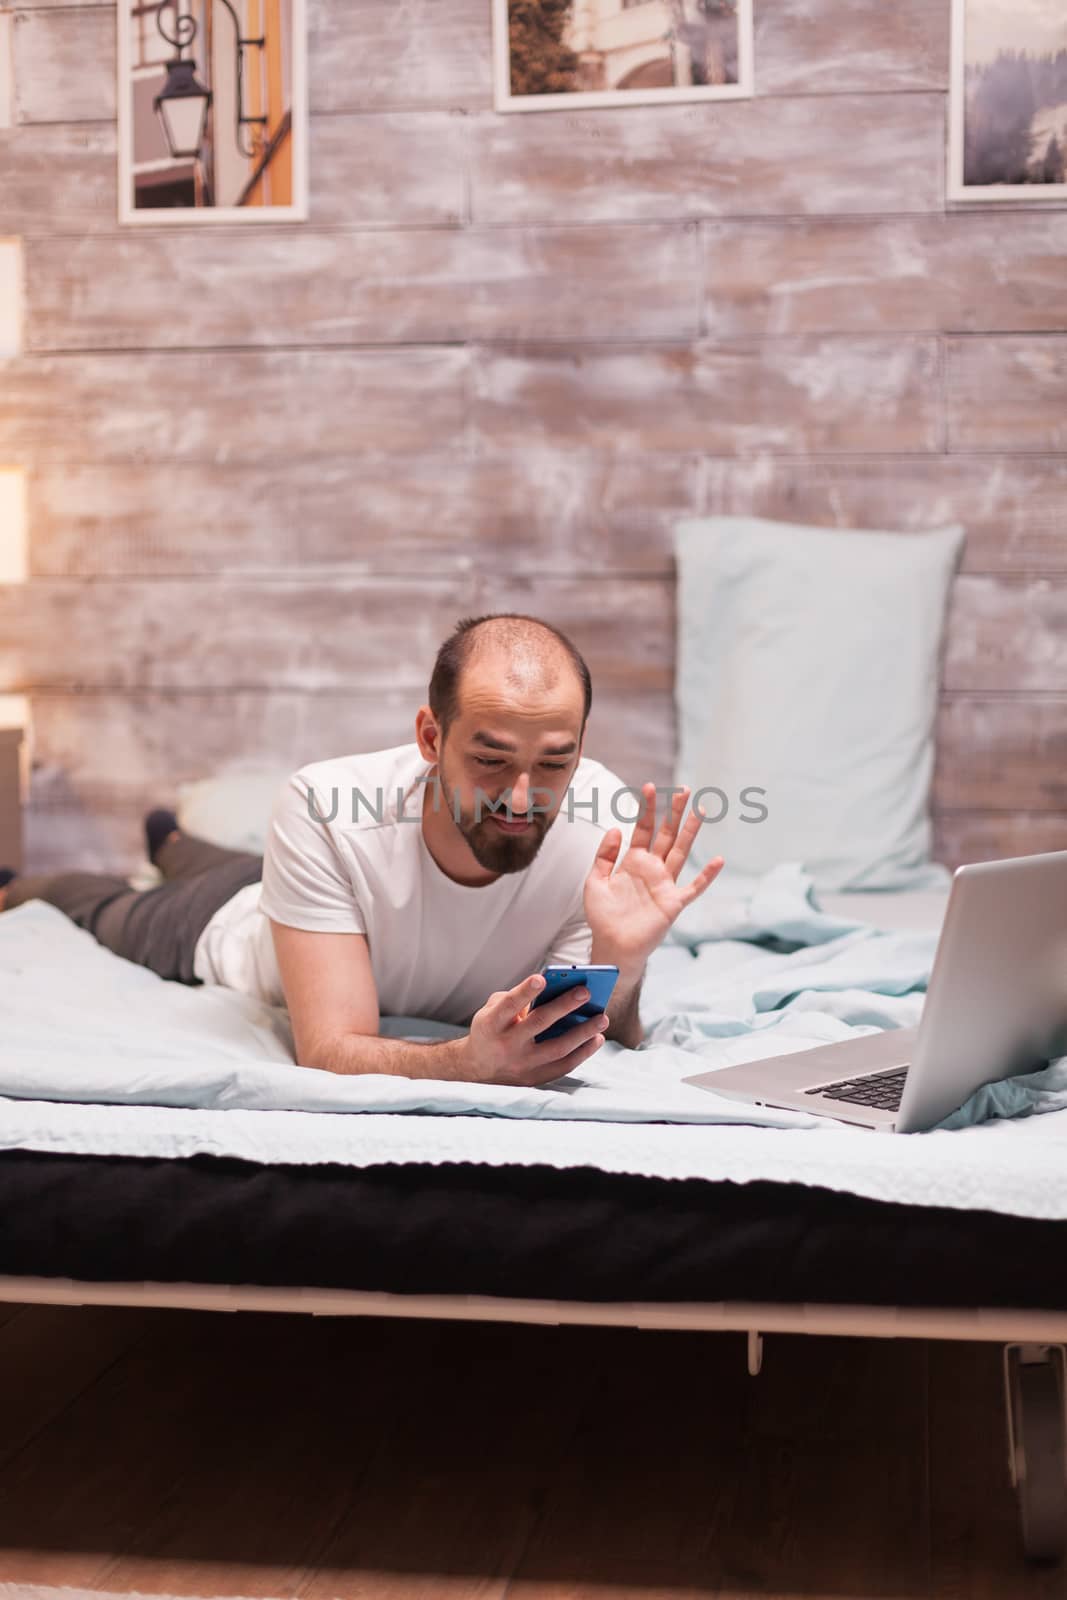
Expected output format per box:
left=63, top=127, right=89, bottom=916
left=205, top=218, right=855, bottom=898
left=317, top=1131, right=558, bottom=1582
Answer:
left=3, top=864, right=1066, bottom=1135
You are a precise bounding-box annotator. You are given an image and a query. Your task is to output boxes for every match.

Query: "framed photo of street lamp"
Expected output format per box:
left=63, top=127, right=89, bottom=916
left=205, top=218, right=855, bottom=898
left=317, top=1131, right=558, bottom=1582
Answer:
left=117, top=0, right=308, bottom=222
left=492, top=0, right=753, bottom=113
left=948, top=0, right=1067, bottom=200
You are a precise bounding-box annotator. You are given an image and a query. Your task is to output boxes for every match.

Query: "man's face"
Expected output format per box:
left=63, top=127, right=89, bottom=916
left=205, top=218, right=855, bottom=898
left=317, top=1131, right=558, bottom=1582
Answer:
left=431, top=668, right=585, bottom=875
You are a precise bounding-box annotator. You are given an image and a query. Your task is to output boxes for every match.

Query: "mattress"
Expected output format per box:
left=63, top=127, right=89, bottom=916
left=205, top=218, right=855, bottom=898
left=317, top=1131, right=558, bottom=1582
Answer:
left=1, top=1148, right=1066, bottom=1310
left=6, top=873, right=1067, bottom=1312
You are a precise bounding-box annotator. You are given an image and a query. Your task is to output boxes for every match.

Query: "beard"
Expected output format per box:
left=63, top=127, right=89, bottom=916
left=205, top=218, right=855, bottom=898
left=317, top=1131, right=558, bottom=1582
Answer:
left=435, top=764, right=551, bottom=875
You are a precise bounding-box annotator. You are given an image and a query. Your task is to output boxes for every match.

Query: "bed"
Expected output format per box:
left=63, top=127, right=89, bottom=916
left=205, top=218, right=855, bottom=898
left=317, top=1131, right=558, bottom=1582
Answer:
left=4, top=514, right=1066, bottom=1564
left=3, top=873, right=1067, bottom=1564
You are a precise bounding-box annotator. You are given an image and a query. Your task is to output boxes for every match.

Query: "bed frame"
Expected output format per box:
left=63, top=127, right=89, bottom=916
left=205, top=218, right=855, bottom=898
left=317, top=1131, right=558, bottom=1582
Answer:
left=5, top=747, right=1066, bottom=1564
left=2, top=1274, right=1065, bottom=1563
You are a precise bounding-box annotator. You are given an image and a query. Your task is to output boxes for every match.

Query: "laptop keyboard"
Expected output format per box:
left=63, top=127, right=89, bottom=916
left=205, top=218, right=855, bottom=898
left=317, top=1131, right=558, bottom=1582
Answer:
left=805, top=1065, right=910, bottom=1111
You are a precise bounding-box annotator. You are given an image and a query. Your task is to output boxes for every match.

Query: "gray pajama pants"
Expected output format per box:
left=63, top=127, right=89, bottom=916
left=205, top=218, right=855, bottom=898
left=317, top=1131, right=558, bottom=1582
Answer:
left=3, top=832, right=264, bottom=986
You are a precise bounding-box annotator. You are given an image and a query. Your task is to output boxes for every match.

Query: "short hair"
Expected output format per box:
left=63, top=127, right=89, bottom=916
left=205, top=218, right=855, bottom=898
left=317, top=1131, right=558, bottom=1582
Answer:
left=428, top=613, right=593, bottom=743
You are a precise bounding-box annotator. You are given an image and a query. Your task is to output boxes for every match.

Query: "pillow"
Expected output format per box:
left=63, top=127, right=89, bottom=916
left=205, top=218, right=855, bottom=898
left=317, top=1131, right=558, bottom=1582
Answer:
left=176, top=768, right=291, bottom=854
left=672, top=514, right=966, bottom=892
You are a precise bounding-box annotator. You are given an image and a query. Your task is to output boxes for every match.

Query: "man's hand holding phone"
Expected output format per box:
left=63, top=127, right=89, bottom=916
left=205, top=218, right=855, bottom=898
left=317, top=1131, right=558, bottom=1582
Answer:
left=461, top=972, right=611, bottom=1087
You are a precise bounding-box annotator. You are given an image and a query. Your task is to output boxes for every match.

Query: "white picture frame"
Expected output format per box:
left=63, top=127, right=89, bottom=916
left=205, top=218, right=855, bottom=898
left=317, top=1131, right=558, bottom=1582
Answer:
left=492, top=0, right=753, bottom=114
left=948, top=0, right=1067, bottom=202
left=117, top=0, right=308, bottom=224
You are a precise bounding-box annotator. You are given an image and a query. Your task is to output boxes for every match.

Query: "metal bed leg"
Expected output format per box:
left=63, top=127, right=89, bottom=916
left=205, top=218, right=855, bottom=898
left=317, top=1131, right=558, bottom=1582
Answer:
left=1003, top=1342, right=1067, bottom=1563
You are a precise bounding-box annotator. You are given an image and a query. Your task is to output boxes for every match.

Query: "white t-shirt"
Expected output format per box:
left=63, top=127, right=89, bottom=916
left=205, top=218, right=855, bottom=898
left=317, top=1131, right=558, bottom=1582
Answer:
left=192, top=742, right=638, bottom=1026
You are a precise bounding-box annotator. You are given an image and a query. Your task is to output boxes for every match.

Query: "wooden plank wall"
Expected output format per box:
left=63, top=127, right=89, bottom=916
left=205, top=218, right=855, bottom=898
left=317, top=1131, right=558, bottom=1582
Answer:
left=1, top=0, right=1065, bottom=873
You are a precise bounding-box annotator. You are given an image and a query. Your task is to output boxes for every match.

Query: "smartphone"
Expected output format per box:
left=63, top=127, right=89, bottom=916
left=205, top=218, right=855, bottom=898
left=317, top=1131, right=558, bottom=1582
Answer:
left=529, top=964, right=620, bottom=1043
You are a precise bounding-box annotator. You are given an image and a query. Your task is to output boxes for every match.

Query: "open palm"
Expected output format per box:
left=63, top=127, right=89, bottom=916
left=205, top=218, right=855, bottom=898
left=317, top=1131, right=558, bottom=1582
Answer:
left=584, top=783, right=724, bottom=971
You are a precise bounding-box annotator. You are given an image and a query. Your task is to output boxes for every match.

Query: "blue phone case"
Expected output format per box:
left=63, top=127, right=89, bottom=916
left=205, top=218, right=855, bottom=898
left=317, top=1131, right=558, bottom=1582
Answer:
left=530, top=964, right=619, bottom=1043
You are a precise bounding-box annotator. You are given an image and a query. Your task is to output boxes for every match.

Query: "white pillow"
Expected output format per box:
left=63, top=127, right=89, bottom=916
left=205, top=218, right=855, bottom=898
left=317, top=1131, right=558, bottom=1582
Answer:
left=672, top=514, right=966, bottom=892
left=176, top=769, right=291, bottom=854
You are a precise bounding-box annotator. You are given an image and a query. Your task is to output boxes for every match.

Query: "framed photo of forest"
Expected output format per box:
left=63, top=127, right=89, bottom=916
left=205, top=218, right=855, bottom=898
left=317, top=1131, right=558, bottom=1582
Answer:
left=492, top=0, right=754, bottom=113
left=948, top=0, right=1067, bottom=200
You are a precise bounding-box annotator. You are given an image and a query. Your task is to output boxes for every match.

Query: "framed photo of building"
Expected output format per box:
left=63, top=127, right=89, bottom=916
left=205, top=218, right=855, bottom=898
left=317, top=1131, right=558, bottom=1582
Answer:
left=948, top=0, right=1067, bottom=201
left=492, top=0, right=754, bottom=113
left=117, top=0, right=308, bottom=223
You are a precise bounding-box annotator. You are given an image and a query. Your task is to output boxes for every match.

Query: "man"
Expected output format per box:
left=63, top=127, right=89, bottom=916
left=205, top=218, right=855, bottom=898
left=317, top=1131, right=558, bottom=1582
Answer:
left=1, top=613, right=723, bottom=1084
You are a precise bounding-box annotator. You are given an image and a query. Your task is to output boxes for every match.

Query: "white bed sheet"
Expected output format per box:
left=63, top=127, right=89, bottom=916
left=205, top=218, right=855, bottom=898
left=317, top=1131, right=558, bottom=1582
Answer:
left=5, top=868, right=1067, bottom=1222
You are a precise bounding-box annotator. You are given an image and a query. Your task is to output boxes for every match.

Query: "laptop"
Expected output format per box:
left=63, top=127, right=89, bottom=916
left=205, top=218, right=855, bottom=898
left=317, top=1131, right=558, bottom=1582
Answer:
left=683, top=849, right=1067, bottom=1133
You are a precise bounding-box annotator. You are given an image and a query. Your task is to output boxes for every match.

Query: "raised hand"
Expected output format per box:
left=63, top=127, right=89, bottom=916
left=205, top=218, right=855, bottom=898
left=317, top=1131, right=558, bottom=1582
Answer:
left=584, top=783, right=724, bottom=974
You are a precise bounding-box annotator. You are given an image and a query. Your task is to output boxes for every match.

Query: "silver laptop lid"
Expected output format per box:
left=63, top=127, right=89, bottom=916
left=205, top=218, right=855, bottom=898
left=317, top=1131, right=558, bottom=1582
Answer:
left=896, top=849, right=1067, bottom=1133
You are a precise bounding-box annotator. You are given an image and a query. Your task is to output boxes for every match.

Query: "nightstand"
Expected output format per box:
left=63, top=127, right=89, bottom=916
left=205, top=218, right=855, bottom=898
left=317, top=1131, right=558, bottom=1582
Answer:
left=0, top=726, right=24, bottom=871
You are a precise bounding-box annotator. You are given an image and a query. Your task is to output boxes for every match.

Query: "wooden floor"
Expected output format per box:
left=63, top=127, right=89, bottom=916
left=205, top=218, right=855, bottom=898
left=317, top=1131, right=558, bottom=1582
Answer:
left=0, top=1298, right=1061, bottom=1599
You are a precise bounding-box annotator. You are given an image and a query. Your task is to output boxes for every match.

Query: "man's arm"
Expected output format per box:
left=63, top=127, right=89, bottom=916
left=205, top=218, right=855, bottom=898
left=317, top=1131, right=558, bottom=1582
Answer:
left=261, top=778, right=587, bottom=1080
left=592, top=937, right=645, bottom=1049
left=545, top=903, right=645, bottom=1049
left=582, top=782, right=725, bottom=1048
left=312, top=1030, right=474, bottom=1079
left=270, top=919, right=474, bottom=1078
left=270, top=920, right=610, bottom=1083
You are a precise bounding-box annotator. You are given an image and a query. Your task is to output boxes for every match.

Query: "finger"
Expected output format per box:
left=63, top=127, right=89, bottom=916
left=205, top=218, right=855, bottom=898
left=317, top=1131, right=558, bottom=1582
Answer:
left=663, top=803, right=704, bottom=878
left=678, top=855, right=726, bottom=908
left=518, top=984, right=592, bottom=1037
left=493, top=973, right=546, bottom=1025
left=626, top=782, right=659, bottom=854
left=651, top=785, right=690, bottom=861
left=528, top=1010, right=610, bottom=1067
left=523, top=1027, right=608, bottom=1086
left=589, top=828, right=623, bottom=880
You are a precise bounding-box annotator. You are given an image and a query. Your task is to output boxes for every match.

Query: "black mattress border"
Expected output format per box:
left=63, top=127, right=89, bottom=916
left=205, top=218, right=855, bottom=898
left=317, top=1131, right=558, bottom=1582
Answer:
left=1, top=1147, right=1066, bottom=1310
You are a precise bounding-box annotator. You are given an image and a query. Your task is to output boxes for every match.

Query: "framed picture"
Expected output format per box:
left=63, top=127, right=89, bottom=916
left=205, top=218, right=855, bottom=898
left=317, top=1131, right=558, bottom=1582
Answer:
left=492, top=0, right=754, bottom=113
left=117, top=0, right=308, bottom=224
left=948, top=0, right=1067, bottom=201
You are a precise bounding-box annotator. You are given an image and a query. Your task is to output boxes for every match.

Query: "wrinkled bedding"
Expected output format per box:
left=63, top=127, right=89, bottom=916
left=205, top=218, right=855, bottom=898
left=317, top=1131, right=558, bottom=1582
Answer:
left=4, top=865, right=1067, bottom=1220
